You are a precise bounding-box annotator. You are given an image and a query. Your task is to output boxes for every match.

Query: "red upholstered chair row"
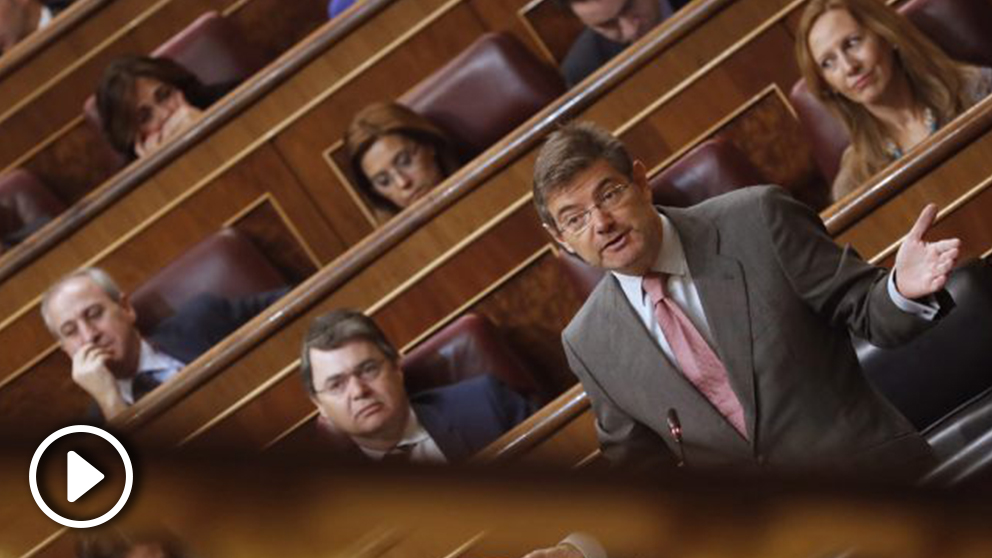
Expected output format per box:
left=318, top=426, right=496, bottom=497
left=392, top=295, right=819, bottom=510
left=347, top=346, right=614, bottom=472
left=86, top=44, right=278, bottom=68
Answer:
left=130, top=227, right=288, bottom=334
left=649, top=138, right=767, bottom=207
left=399, top=32, right=566, bottom=162
left=0, top=169, right=65, bottom=242
left=790, top=0, right=992, bottom=185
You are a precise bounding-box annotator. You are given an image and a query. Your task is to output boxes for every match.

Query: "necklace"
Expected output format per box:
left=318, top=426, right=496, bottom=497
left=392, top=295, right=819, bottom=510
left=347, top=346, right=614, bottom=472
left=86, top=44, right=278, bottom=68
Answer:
left=885, top=107, right=938, bottom=159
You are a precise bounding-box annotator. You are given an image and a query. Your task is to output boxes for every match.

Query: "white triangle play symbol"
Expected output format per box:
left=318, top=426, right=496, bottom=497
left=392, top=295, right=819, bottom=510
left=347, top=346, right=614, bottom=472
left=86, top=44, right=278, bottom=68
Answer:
left=67, top=451, right=105, bottom=503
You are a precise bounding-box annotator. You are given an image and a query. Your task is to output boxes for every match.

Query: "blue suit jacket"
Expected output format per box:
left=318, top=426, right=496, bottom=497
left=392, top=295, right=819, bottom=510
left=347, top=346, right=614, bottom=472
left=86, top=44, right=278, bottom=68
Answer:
left=411, top=375, right=536, bottom=462
left=149, top=287, right=288, bottom=364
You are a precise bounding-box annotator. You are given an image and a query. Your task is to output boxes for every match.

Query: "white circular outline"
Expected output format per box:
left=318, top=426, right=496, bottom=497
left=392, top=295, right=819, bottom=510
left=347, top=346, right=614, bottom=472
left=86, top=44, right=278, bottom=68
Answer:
left=29, top=425, right=134, bottom=528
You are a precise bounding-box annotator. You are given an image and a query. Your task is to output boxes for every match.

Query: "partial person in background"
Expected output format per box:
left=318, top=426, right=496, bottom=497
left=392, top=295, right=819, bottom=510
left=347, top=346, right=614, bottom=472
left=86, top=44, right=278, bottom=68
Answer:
left=0, top=0, right=73, bottom=54
left=557, top=0, right=688, bottom=88
left=96, top=56, right=240, bottom=160
left=41, top=267, right=287, bottom=421
left=345, top=102, right=460, bottom=219
left=796, top=0, right=992, bottom=201
left=299, top=309, right=534, bottom=464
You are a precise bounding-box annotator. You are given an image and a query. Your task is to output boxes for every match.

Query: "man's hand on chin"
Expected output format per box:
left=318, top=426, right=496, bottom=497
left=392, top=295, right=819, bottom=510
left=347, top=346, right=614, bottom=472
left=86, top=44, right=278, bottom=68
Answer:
left=71, top=343, right=127, bottom=419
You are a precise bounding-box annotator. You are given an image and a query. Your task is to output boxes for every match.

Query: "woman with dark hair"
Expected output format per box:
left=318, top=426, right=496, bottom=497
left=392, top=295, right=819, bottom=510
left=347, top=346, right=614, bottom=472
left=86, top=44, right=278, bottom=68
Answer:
left=344, top=102, right=460, bottom=217
left=96, top=55, right=237, bottom=160
left=796, top=0, right=992, bottom=201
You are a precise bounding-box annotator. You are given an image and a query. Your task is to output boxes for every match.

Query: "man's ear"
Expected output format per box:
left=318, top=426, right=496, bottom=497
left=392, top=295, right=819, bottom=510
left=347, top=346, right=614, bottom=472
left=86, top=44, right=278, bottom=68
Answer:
left=632, top=159, right=651, bottom=191
left=118, top=293, right=138, bottom=325
left=543, top=222, right=576, bottom=254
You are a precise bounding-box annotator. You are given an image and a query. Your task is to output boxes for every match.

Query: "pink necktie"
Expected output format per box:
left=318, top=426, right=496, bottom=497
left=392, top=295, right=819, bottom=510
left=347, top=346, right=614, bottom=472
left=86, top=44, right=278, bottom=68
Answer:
left=642, top=273, right=748, bottom=439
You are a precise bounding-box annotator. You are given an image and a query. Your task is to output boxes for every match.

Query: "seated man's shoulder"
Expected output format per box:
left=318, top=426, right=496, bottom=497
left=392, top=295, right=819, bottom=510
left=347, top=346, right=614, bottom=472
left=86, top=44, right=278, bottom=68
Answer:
left=561, top=28, right=625, bottom=86
left=414, top=375, right=534, bottom=425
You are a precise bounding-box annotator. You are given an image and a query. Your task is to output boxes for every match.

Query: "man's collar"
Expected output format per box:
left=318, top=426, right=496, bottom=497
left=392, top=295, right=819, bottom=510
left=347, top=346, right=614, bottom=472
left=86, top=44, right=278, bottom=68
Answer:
left=357, top=407, right=429, bottom=459
left=612, top=210, right=687, bottom=304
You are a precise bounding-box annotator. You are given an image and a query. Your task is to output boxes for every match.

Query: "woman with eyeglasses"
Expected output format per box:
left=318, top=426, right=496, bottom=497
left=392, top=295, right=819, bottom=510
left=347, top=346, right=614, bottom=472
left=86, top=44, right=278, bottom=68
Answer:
left=796, top=0, right=992, bottom=202
left=96, top=56, right=239, bottom=161
left=345, top=102, right=461, bottom=219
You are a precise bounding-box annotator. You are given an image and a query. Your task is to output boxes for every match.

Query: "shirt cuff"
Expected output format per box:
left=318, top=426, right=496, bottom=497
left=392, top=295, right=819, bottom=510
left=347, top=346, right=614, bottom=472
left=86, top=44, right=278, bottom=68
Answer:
left=561, top=532, right=608, bottom=558
left=887, top=271, right=939, bottom=320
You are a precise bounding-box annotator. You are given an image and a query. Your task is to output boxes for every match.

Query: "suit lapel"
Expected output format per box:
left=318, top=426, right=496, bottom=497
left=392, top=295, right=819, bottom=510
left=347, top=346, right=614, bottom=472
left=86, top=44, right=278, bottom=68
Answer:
left=413, top=401, right=473, bottom=462
left=585, top=276, right=750, bottom=458
left=664, top=207, right=758, bottom=447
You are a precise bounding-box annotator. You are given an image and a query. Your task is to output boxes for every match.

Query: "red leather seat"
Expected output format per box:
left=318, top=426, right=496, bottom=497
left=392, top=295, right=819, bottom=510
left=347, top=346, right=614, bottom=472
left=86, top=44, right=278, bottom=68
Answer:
left=649, top=137, right=767, bottom=207
left=130, top=228, right=288, bottom=334
left=901, top=0, right=992, bottom=67
left=400, top=32, right=566, bottom=161
left=789, top=80, right=850, bottom=185
left=790, top=0, right=992, bottom=185
left=0, top=169, right=65, bottom=244
left=401, top=313, right=539, bottom=399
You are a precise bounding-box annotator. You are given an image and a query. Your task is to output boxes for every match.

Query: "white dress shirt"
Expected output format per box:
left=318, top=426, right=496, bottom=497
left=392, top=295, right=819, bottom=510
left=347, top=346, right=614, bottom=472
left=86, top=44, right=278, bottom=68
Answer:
left=116, top=340, right=185, bottom=405
left=359, top=408, right=447, bottom=464
left=612, top=211, right=939, bottom=373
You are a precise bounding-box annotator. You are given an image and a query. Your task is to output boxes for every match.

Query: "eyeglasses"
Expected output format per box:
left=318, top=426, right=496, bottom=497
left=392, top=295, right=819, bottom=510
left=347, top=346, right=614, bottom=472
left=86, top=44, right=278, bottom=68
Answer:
left=135, top=83, right=177, bottom=126
left=315, top=358, right=386, bottom=397
left=370, top=142, right=423, bottom=191
left=555, top=181, right=632, bottom=236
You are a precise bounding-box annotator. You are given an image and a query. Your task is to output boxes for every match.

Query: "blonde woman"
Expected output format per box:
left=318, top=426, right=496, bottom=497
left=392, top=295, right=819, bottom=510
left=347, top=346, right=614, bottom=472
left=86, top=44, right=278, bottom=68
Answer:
left=796, top=0, right=992, bottom=200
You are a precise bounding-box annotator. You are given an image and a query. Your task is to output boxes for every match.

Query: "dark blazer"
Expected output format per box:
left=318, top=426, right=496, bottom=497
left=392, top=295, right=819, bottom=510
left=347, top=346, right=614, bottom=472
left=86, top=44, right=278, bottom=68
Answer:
left=563, top=186, right=943, bottom=479
left=148, top=288, right=288, bottom=364
left=560, top=0, right=691, bottom=88
left=411, top=374, right=536, bottom=462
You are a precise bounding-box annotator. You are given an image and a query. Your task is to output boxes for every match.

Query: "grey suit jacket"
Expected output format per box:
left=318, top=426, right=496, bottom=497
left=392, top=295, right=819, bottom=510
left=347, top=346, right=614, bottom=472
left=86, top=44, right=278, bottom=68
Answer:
left=563, top=186, right=940, bottom=478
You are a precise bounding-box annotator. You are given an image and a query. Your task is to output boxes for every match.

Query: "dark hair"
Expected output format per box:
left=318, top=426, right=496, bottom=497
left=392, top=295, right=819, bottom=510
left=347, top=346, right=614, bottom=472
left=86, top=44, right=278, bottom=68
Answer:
left=300, top=309, right=400, bottom=396
left=95, top=55, right=210, bottom=159
left=532, top=121, right=633, bottom=228
left=795, top=0, right=971, bottom=198
left=344, top=102, right=460, bottom=212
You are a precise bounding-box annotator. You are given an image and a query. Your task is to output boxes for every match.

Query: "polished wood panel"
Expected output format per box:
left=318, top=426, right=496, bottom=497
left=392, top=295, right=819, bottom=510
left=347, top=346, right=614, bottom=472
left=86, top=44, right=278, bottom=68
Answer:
left=517, top=0, right=585, bottom=64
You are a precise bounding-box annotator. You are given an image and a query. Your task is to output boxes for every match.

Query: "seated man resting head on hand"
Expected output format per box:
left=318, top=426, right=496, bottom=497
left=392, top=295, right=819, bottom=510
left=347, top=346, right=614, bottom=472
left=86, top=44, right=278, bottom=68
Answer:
left=42, top=267, right=287, bottom=421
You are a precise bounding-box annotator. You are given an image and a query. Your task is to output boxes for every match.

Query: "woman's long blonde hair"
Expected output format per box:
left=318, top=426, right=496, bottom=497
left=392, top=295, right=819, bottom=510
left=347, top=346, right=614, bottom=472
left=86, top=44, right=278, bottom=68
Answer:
left=796, top=0, right=971, bottom=186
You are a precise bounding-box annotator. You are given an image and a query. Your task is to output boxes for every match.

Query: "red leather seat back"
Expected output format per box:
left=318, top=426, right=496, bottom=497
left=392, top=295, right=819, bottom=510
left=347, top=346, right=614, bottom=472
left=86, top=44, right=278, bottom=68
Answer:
left=400, top=32, right=566, bottom=161
left=789, top=80, right=851, bottom=185
left=555, top=251, right=605, bottom=303
left=401, top=313, right=539, bottom=398
left=649, top=138, right=767, bottom=207
left=130, top=228, right=287, bottom=333
left=900, top=0, right=992, bottom=67
left=0, top=169, right=65, bottom=237
left=151, top=11, right=265, bottom=87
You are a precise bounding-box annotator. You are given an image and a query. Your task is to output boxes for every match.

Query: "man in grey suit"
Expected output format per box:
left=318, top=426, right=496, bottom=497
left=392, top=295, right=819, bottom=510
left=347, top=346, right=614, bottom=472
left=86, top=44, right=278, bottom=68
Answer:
left=532, top=122, right=960, bottom=479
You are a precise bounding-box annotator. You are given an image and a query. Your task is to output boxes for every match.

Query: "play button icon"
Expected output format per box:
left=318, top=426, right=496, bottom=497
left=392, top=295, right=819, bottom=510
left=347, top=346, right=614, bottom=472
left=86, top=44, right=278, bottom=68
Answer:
left=67, top=451, right=106, bottom=502
left=29, top=425, right=133, bottom=528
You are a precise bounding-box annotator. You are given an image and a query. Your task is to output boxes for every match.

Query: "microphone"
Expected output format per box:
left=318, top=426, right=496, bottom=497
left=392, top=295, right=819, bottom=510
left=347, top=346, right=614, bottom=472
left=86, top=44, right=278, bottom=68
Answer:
left=667, top=408, right=686, bottom=467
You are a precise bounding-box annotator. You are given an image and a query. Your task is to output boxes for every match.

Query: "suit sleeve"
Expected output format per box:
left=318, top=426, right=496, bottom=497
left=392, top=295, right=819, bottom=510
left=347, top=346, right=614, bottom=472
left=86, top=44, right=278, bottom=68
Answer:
left=757, top=186, right=943, bottom=348
left=563, top=336, right=676, bottom=470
